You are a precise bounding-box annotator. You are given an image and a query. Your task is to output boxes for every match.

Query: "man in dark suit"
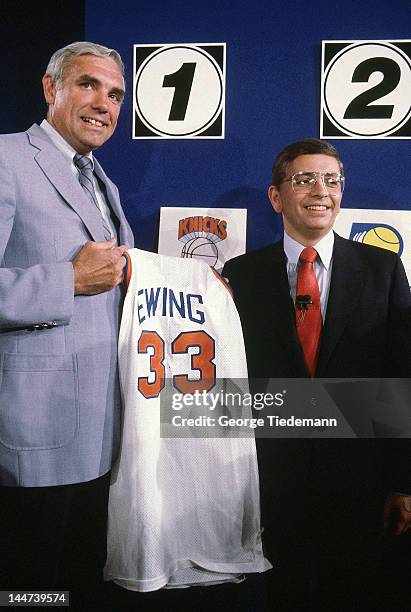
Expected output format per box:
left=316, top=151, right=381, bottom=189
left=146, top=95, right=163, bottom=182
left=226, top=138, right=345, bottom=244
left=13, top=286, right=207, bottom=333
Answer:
left=223, top=139, right=411, bottom=610
left=0, top=42, right=134, bottom=606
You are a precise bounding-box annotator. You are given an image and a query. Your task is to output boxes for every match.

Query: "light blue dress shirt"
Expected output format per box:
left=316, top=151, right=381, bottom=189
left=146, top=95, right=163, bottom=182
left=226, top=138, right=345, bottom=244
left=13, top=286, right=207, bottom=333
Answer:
left=40, top=119, right=116, bottom=238
left=283, top=230, right=334, bottom=321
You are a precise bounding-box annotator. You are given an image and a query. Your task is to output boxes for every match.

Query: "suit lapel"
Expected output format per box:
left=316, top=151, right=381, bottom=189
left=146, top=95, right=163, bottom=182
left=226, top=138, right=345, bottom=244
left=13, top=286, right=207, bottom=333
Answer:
left=93, top=158, right=130, bottom=246
left=27, top=124, right=107, bottom=242
left=317, top=233, right=367, bottom=374
left=261, top=242, right=308, bottom=375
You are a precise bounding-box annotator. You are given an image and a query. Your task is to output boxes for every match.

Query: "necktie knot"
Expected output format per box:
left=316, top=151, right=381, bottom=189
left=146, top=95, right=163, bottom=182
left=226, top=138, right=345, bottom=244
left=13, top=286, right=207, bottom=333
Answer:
left=74, top=153, right=93, bottom=174
left=299, top=246, right=318, bottom=265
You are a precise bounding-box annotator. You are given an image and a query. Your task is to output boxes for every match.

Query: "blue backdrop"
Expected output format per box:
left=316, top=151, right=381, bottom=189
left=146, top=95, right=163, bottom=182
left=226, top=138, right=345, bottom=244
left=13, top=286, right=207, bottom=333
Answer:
left=1, top=1, right=409, bottom=254
left=85, top=0, right=411, bottom=253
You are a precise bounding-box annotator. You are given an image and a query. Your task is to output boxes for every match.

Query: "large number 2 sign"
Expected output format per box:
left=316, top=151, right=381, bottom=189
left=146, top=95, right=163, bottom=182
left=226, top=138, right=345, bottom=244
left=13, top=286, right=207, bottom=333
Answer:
left=343, top=57, right=401, bottom=120
left=321, top=40, right=411, bottom=138
left=137, top=330, right=216, bottom=398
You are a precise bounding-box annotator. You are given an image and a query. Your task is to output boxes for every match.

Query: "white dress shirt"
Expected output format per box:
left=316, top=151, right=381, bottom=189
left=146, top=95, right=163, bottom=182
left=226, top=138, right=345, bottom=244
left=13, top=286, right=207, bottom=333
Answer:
left=283, top=230, right=334, bottom=321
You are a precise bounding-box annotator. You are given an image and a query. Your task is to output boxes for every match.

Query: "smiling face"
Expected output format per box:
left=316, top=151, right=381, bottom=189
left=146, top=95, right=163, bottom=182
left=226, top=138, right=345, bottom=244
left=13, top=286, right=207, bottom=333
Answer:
left=42, top=54, right=125, bottom=154
left=268, top=154, right=343, bottom=245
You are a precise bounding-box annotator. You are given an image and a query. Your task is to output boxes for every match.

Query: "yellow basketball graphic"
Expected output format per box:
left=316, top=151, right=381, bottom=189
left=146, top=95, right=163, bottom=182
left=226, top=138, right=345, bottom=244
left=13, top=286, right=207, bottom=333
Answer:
left=362, top=226, right=401, bottom=254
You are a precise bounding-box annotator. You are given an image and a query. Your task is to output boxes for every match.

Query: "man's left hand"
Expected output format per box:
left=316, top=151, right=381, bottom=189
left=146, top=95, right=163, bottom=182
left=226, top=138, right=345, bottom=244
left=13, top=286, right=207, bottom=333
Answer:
left=383, top=494, right=411, bottom=536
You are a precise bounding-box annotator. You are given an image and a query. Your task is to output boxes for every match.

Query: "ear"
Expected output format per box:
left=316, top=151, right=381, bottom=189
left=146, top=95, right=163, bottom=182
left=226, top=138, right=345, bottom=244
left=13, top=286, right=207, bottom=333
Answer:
left=268, top=185, right=283, bottom=213
left=42, top=74, right=57, bottom=105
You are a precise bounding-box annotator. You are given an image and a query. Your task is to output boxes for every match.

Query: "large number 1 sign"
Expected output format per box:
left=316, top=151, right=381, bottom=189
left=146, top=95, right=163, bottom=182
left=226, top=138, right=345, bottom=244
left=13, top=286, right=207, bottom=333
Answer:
left=133, top=43, right=226, bottom=139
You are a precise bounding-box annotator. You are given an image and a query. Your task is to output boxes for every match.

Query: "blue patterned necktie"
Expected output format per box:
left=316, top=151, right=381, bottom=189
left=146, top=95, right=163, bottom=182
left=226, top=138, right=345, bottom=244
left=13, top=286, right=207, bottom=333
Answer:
left=74, top=153, right=113, bottom=239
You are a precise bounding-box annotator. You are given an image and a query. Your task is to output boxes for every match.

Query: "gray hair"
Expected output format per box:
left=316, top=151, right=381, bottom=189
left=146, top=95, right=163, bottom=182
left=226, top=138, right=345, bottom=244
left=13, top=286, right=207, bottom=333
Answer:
left=45, top=41, right=125, bottom=87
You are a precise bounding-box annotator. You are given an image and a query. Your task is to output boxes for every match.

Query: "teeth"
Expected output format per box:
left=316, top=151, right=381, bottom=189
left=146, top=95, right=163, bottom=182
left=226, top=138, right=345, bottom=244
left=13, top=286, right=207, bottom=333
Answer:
left=82, top=117, right=104, bottom=127
left=306, top=206, right=328, bottom=211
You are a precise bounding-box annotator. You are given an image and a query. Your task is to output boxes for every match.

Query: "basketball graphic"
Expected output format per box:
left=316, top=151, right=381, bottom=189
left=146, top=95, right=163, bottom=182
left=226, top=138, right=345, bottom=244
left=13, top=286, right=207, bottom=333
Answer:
left=349, top=223, right=403, bottom=256
left=362, top=226, right=401, bottom=253
left=181, top=237, right=219, bottom=267
left=178, top=215, right=228, bottom=268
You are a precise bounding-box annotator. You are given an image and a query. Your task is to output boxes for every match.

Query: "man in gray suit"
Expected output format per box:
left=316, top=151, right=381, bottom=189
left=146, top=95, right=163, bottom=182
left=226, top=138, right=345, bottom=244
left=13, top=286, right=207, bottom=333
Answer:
left=0, top=42, right=134, bottom=604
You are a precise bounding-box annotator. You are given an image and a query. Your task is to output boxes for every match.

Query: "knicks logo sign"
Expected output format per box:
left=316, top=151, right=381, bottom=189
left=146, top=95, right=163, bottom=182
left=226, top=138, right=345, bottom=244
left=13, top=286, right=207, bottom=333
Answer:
left=349, top=223, right=404, bottom=256
left=178, top=216, right=228, bottom=268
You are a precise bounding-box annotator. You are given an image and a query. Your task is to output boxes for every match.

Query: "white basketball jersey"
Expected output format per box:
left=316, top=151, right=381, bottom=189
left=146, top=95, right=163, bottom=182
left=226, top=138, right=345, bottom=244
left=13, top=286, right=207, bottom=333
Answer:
left=104, top=248, right=270, bottom=592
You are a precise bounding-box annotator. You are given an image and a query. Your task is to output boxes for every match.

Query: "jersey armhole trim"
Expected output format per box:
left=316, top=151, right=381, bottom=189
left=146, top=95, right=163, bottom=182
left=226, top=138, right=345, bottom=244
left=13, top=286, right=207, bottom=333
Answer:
left=211, top=268, right=233, bottom=298
left=124, top=251, right=132, bottom=289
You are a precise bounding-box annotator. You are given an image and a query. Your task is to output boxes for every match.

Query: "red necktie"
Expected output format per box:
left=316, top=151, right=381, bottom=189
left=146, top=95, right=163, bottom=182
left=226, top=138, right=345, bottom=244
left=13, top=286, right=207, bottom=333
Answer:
left=296, top=247, right=323, bottom=377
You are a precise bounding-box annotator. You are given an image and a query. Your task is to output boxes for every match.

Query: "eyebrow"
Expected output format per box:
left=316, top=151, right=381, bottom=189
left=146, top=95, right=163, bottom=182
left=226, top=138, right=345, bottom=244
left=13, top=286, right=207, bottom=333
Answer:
left=76, top=73, right=125, bottom=100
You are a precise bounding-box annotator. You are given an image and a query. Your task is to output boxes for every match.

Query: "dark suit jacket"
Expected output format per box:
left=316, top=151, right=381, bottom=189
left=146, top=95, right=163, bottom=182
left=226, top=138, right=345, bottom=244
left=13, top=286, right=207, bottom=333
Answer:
left=223, top=233, right=410, bottom=379
left=223, top=233, right=411, bottom=558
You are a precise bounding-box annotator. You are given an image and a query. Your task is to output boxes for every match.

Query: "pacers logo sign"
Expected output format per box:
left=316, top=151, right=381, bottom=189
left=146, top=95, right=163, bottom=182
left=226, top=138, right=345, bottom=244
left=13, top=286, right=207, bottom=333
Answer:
left=349, top=223, right=404, bottom=256
left=333, top=209, right=411, bottom=289
left=133, top=43, right=226, bottom=139
left=321, top=40, right=411, bottom=139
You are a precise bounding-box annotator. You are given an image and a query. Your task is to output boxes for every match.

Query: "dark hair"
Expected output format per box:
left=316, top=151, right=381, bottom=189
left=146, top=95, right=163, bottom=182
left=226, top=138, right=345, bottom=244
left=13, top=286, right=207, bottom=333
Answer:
left=271, top=138, right=343, bottom=186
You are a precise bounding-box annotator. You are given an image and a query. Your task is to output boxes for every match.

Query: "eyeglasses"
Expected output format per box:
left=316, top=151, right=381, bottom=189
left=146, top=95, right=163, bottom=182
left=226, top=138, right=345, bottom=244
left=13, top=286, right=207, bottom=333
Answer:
left=283, top=171, right=345, bottom=193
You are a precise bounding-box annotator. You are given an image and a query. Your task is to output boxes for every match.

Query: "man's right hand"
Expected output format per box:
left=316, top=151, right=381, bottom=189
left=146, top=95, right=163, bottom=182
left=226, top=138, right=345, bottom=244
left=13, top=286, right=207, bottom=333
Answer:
left=72, top=239, right=127, bottom=295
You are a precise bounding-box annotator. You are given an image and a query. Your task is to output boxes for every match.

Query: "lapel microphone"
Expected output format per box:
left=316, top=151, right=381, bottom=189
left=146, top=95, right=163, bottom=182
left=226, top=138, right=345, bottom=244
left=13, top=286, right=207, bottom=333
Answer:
left=296, top=295, right=312, bottom=310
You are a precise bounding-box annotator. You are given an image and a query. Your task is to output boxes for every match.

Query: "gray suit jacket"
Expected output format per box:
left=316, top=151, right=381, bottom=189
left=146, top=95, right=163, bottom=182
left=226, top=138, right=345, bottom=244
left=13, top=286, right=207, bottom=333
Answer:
left=0, top=123, right=134, bottom=486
